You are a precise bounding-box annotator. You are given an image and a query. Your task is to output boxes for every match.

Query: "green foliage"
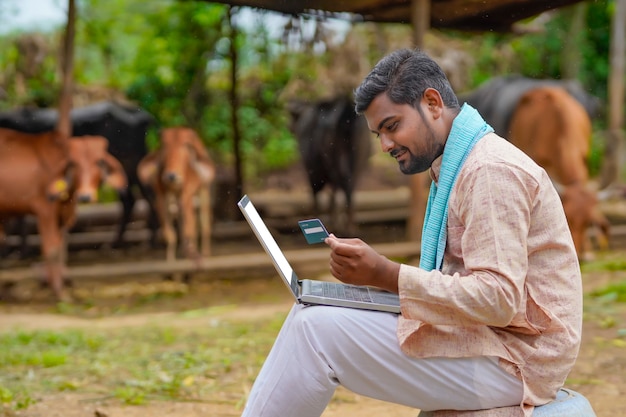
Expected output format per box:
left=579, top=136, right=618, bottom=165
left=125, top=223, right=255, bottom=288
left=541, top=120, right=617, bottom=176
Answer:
left=75, top=0, right=151, bottom=88
left=581, top=0, right=613, bottom=101
left=465, top=0, right=613, bottom=105
left=461, top=1, right=616, bottom=176
left=589, top=128, right=606, bottom=177
left=0, top=0, right=619, bottom=185
left=464, top=32, right=515, bottom=88
left=123, top=2, right=301, bottom=178
left=125, top=1, right=226, bottom=129
left=0, top=32, right=60, bottom=108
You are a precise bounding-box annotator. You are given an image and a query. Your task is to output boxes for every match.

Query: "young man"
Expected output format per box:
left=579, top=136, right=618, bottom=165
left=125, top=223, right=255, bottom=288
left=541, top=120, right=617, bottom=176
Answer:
left=241, top=49, right=582, bottom=417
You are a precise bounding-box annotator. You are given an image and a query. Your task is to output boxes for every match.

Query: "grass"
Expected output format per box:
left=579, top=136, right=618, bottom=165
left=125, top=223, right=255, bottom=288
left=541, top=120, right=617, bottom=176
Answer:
left=2, top=252, right=626, bottom=415
left=590, top=281, right=626, bottom=303
left=0, top=309, right=286, bottom=414
left=580, top=252, right=626, bottom=304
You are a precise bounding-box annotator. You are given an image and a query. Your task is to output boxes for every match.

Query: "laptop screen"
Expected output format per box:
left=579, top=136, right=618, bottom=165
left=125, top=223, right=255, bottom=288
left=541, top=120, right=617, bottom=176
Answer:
left=238, top=195, right=298, bottom=290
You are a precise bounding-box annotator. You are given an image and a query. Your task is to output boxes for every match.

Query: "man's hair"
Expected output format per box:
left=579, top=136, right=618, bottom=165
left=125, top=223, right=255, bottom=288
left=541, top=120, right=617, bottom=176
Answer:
left=354, top=48, right=460, bottom=114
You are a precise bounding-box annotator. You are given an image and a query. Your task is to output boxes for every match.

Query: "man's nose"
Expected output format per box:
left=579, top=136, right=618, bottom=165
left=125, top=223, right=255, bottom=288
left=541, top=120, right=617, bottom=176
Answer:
left=380, top=134, right=394, bottom=153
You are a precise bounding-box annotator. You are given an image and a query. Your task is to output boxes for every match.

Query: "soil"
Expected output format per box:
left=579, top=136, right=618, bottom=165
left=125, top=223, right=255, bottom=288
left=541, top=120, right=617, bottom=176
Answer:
left=1, top=156, right=625, bottom=417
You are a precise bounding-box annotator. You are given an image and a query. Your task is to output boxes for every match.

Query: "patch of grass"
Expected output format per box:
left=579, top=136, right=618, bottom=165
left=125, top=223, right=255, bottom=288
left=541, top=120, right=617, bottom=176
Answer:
left=590, top=280, right=626, bottom=303
left=581, top=258, right=626, bottom=273
left=0, top=312, right=286, bottom=413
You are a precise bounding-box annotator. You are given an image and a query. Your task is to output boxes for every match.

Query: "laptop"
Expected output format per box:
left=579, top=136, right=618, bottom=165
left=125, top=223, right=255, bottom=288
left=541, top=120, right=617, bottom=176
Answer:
left=238, top=194, right=401, bottom=314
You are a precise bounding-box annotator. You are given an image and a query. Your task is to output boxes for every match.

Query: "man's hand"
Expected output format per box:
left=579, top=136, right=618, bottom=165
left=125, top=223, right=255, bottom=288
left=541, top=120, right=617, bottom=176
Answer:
left=325, top=234, right=400, bottom=293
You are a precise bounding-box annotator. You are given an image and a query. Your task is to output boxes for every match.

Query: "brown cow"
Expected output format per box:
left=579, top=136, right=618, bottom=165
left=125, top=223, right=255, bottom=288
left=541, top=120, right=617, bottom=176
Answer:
left=137, top=127, right=215, bottom=263
left=508, top=86, right=610, bottom=260
left=0, top=129, right=127, bottom=300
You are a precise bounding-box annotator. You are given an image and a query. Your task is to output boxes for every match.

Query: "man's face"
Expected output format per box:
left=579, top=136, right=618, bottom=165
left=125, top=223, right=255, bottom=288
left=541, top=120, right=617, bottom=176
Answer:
left=363, top=92, right=446, bottom=175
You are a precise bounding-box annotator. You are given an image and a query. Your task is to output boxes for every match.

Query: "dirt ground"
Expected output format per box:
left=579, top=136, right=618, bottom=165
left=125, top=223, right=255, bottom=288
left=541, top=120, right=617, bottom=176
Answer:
left=1, top=157, right=626, bottom=417
left=1, top=260, right=625, bottom=417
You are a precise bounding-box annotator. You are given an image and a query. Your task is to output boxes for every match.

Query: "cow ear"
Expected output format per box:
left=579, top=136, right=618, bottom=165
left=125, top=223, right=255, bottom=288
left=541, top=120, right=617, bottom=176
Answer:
left=192, top=159, right=216, bottom=185
left=47, top=163, right=75, bottom=201
left=137, top=151, right=160, bottom=185
left=188, top=131, right=211, bottom=162
left=101, top=153, right=128, bottom=191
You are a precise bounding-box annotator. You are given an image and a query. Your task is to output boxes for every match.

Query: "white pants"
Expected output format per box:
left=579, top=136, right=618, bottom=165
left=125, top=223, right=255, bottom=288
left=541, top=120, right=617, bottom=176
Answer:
left=241, top=303, right=523, bottom=417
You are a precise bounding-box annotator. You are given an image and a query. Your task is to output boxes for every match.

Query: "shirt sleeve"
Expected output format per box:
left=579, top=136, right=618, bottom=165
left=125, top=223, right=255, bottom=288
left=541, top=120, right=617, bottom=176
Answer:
left=399, top=160, right=539, bottom=327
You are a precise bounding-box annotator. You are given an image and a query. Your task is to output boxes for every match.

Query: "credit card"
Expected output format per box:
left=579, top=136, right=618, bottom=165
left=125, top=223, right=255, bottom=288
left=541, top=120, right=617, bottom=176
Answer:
left=298, top=218, right=330, bottom=244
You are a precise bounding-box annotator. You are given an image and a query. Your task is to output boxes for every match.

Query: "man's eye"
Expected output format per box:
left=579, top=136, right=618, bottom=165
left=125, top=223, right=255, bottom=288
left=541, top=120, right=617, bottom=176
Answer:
left=385, top=121, right=397, bottom=131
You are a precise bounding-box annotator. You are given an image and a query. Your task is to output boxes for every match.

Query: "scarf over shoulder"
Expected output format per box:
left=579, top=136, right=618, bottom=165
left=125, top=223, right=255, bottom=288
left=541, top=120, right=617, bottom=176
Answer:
left=419, top=104, right=494, bottom=271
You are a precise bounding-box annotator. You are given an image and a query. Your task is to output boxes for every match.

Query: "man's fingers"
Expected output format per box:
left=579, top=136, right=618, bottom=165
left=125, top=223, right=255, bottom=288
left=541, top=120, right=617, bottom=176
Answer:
left=326, top=235, right=363, bottom=255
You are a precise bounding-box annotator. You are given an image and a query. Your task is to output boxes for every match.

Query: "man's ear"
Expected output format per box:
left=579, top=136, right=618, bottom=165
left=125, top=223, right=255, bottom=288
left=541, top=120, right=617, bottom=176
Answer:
left=423, top=88, right=444, bottom=118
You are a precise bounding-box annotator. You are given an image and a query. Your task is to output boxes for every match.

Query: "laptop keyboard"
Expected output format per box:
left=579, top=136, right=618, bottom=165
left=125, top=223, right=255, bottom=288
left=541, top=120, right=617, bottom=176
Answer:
left=321, top=282, right=373, bottom=302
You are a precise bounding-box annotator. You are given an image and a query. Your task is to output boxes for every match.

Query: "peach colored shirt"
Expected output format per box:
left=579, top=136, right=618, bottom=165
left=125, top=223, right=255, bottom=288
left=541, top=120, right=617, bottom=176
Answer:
left=397, top=133, right=582, bottom=416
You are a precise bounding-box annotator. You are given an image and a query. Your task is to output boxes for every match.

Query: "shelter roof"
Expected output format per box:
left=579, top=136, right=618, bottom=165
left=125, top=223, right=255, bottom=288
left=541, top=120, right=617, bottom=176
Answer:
left=202, top=0, right=586, bottom=32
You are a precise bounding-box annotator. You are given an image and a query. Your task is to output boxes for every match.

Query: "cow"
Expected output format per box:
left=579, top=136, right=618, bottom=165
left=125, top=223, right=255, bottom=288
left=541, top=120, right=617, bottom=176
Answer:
left=137, top=127, right=215, bottom=264
left=507, top=86, right=610, bottom=260
left=288, top=96, right=372, bottom=235
left=0, top=129, right=127, bottom=301
left=458, top=75, right=601, bottom=137
left=0, top=101, right=158, bottom=248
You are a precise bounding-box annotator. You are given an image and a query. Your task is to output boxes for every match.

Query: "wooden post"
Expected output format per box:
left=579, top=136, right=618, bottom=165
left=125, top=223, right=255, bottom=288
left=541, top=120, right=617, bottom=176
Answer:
left=57, top=0, right=76, bottom=142
left=603, top=0, right=626, bottom=186
left=609, top=0, right=625, bottom=132
left=228, top=6, right=244, bottom=199
left=406, top=0, right=431, bottom=243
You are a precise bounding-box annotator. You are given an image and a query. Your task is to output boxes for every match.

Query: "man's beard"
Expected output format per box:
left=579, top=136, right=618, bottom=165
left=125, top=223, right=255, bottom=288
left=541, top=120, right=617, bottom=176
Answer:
left=396, top=130, right=444, bottom=175
left=398, top=151, right=433, bottom=175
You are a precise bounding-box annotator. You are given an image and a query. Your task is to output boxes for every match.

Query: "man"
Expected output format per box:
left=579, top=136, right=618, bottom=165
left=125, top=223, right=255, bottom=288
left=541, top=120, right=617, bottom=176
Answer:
left=241, top=49, right=582, bottom=417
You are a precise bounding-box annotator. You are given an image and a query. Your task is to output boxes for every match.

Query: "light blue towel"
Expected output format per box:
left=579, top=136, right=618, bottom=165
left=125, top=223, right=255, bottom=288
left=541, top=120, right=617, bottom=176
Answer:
left=419, top=104, right=493, bottom=271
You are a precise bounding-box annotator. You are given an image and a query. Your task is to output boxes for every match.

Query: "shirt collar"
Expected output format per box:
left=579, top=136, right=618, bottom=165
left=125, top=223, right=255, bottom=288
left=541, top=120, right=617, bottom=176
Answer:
left=429, top=154, right=443, bottom=184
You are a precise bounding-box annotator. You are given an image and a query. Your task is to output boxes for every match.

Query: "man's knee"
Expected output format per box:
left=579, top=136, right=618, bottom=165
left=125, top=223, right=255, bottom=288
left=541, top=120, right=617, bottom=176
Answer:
left=290, top=306, right=361, bottom=351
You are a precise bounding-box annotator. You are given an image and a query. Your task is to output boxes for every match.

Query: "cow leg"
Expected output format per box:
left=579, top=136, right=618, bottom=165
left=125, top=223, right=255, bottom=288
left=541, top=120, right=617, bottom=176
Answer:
left=198, top=186, right=212, bottom=257
left=180, top=192, right=199, bottom=261
left=327, top=186, right=346, bottom=234
left=17, top=216, right=34, bottom=258
left=36, top=212, right=70, bottom=302
left=0, top=221, right=8, bottom=258
left=112, top=188, right=135, bottom=248
left=60, top=228, right=72, bottom=288
left=311, top=190, right=322, bottom=218
left=152, top=189, right=176, bottom=261
left=328, top=187, right=337, bottom=222
left=344, top=189, right=357, bottom=237
left=139, top=183, right=161, bottom=248
left=162, top=193, right=178, bottom=262
left=0, top=224, right=15, bottom=299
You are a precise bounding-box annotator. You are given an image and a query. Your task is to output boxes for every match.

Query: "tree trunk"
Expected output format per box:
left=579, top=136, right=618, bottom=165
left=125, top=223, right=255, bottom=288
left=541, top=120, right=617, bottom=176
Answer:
left=560, top=3, right=587, bottom=80
left=228, top=6, right=244, bottom=198
left=602, top=0, right=626, bottom=187
left=57, top=0, right=76, bottom=142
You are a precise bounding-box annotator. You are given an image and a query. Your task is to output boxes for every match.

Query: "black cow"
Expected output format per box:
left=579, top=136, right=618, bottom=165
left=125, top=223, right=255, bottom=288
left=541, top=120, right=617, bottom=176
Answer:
left=457, top=75, right=601, bottom=137
left=0, top=101, right=159, bottom=249
left=288, top=96, right=372, bottom=235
